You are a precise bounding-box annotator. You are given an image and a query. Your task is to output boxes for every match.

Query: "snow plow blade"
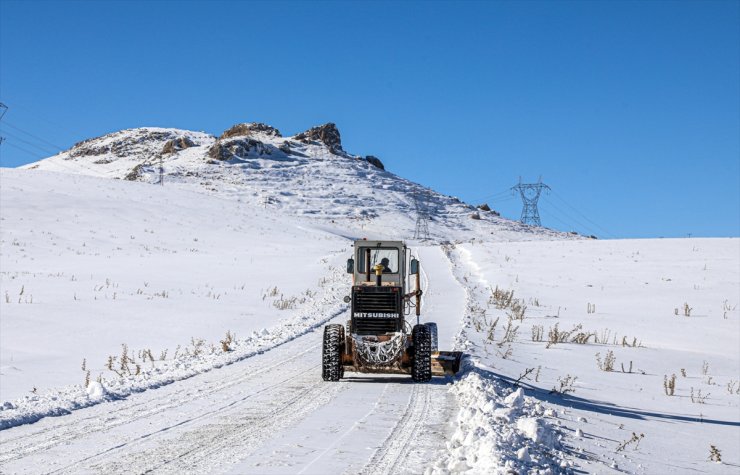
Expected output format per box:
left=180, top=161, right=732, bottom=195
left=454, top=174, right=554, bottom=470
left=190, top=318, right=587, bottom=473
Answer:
left=431, top=351, right=463, bottom=376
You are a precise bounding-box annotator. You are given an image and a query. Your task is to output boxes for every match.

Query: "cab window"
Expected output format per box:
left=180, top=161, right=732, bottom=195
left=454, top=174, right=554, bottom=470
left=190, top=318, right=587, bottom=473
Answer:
left=357, top=248, right=400, bottom=274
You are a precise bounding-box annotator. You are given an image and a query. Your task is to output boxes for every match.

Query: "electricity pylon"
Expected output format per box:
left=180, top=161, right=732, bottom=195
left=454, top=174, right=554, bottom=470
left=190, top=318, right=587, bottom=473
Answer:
left=512, top=177, right=550, bottom=226
left=413, top=190, right=431, bottom=240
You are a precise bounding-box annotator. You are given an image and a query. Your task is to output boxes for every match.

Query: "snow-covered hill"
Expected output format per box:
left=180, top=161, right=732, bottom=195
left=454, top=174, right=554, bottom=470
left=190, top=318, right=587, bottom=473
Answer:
left=20, top=121, right=567, bottom=241
left=1, top=122, right=738, bottom=474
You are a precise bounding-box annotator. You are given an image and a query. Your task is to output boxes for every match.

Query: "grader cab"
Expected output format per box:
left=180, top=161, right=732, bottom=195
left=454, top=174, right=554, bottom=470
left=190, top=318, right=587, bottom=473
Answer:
left=322, top=240, right=463, bottom=382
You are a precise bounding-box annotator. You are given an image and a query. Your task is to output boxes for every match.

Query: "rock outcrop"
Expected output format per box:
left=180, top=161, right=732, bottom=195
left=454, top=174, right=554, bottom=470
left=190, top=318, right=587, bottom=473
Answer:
left=364, top=155, right=385, bottom=170
left=69, top=129, right=175, bottom=159
left=124, top=164, right=144, bottom=181
left=162, top=136, right=196, bottom=154
left=219, top=123, right=282, bottom=140
left=293, top=123, right=342, bottom=151
left=207, top=137, right=272, bottom=161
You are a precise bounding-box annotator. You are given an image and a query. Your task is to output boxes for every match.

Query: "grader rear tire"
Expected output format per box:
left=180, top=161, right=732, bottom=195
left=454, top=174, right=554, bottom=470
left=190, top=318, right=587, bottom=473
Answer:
left=412, top=324, right=432, bottom=382
left=322, top=324, right=344, bottom=381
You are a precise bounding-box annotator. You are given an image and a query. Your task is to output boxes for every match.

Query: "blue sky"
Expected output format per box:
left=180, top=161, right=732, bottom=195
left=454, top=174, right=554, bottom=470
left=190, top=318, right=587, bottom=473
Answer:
left=1, top=0, right=738, bottom=238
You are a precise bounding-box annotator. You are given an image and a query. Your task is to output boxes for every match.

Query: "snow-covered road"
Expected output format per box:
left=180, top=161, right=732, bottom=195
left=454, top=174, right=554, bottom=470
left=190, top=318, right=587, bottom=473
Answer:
left=0, top=246, right=464, bottom=475
left=3, top=167, right=736, bottom=474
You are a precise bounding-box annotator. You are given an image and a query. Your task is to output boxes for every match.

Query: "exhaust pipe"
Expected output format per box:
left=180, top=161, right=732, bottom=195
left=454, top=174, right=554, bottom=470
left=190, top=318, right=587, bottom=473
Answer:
left=374, top=264, right=384, bottom=286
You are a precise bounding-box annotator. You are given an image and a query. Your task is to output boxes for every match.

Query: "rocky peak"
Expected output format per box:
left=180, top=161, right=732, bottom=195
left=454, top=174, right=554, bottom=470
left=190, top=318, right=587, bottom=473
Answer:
left=293, top=123, right=342, bottom=151
left=68, top=128, right=178, bottom=159
left=219, top=123, right=282, bottom=140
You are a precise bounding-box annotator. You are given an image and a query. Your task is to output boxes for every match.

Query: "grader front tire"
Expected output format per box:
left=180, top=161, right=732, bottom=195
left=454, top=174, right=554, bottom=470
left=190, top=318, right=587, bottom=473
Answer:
left=412, top=324, right=432, bottom=382
left=425, top=322, right=438, bottom=353
left=322, top=324, right=344, bottom=381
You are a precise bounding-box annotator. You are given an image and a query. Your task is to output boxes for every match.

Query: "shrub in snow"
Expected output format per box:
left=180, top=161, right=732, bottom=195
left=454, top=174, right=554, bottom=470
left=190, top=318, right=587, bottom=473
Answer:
left=664, top=374, right=677, bottom=396
left=709, top=445, right=722, bottom=463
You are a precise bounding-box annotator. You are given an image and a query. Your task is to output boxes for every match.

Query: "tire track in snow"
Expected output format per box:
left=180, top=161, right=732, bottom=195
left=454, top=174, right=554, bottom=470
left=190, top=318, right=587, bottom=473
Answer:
left=357, top=383, right=433, bottom=475
left=355, top=245, right=464, bottom=475
left=2, top=304, right=354, bottom=475
left=0, top=338, right=322, bottom=467
left=294, top=383, right=393, bottom=475
left=84, top=371, right=347, bottom=475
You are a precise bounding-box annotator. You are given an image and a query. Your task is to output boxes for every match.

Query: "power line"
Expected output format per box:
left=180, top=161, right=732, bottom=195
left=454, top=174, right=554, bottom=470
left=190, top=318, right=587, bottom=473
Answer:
left=1, top=120, right=65, bottom=152
left=0, top=103, right=7, bottom=150
left=536, top=202, right=576, bottom=231
left=3, top=139, right=119, bottom=178
left=0, top=112, right=117, bottom=176
left=540, top=197, right=600, bottom=237
left=549, top=190, right=617, bottom=239
left=4, top=141, right=47, bottom=159
left=490, top=195, right=518, bottom=203
left=0, top=108, right=138, bottom=180
left=3, top=142, right=81, bottom=174
left=469, top=188, right=512, bottom=204
left=0, top=128, right=59, bottom=156
left=0, top=103, right=85, bottom=137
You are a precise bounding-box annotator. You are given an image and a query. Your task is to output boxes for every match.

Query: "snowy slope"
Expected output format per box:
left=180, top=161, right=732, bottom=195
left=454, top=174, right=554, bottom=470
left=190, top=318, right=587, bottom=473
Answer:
left=0, top=169, right=350, bottom=411
left=1, top=121, right=738, bottom=474
left=432, top=239, right=740, bottom=474
left=20, top=122, right=568, bottom=242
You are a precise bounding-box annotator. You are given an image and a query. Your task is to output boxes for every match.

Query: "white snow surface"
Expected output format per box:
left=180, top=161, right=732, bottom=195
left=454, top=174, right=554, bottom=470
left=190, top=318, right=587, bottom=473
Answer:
left=1, top=123, right=738, bottom=474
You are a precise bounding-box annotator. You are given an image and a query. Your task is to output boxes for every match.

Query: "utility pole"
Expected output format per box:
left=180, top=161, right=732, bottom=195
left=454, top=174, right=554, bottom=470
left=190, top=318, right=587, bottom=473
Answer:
left=158, top=154, right=164, bottom=186
left=512, top=177, right=550, bottom=226
left=413, top=190, right=431, bottom=240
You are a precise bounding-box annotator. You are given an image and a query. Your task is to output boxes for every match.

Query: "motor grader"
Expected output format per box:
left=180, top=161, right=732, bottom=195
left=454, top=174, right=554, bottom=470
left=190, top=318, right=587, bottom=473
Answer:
left=322, top=240, right=462, bottom=382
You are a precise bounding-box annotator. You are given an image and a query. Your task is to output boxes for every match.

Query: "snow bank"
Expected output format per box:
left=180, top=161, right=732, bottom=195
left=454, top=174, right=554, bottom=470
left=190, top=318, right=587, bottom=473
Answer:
left=427, top=367, right=570, bottom=474
left=0, top=283, right=347, bottom=430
